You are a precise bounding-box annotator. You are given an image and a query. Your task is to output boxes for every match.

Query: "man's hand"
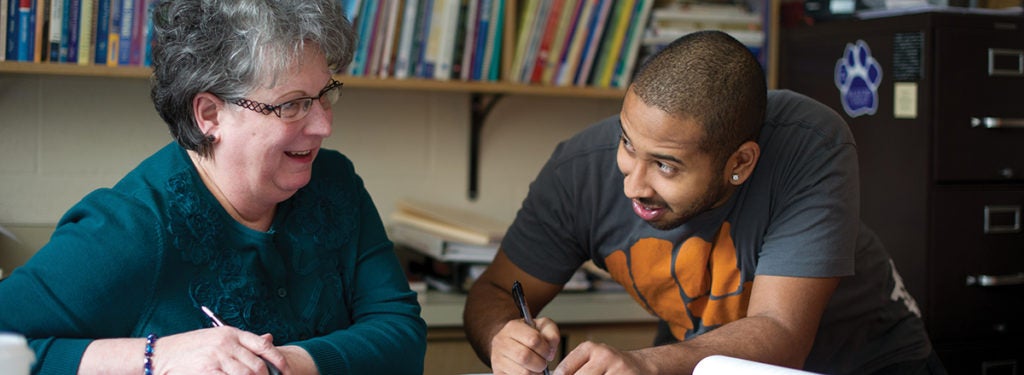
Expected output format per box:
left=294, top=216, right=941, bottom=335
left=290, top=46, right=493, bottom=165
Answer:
left=489, top=316, right=560, bottom=374
left=554, top=341, right=655, bottom=375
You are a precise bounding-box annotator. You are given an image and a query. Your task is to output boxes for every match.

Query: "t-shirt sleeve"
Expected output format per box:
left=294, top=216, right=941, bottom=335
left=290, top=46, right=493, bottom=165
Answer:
left=501, top=119, right=622, bottom=285
left=754, top=92, right=860, bottom=278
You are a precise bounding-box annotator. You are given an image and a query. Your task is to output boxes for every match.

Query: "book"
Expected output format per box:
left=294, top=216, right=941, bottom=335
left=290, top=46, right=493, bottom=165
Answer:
left=457, top=0, right=476, bottom=80
left=377, top=0, right=401, bottom=78
left=431, top=0, right=459, bottom=80
left=483, top=0, right=502, bottom=81
left=468, top=0, right=489, bottom=80
left=573, top=0, right=611, bottom=86
left=410, top=0, right=432, bottom=78
left=92, top=0, right=108, bottom=64
left=517, top=0, right=551, bottom=83
left=104, top=0, right=118, bottom=65
left=15, top=0, right=30, bottom=61
left=611, top=0, right=653, bottom=88
left=527, top=0, right=564, bottom=84
left=390, top=222, right=499, bottom=263
left=1, top=0, right=9, bottom=61
left=127, top=0, right=144, bottom=65
left=77, top=0, right=94, bottom=65
left=540, top=0, right=579, bottom=84
left=421, top=0, right=453, bottom=79
left=365, top=0, right=388, bottom=77
left=392, top=0, right=418, bottom=79
left=554, top=0, right=595, bottom=86
left=114, top=0, right=130, bottom=65
left=31, top=0, right=43, bottom=61
left=348, top=0, right=375, bottom=75
left=592, top=0, right=634, bottom=87
left=507, top=0, right=536, bottom=83
left=448, top=0, right=468, bottom=80
left=391, top=198, right=507, bottom=245
left=46, top=0, right=62, bottom=61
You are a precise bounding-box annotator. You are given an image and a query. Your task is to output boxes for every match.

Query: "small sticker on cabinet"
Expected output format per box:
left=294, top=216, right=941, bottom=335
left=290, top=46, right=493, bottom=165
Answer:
left=893, top=82, right=917, bottom=119
left=835, top=40, right=883, bottom=118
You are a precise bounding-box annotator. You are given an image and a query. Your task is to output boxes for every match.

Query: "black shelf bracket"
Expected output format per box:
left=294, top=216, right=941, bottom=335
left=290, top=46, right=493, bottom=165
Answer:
left=468, top=93, right=504, bottom=201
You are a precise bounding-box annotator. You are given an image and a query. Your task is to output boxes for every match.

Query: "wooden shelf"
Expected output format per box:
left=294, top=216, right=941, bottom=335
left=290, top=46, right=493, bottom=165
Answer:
left=0, top=61, right=627, bottom=100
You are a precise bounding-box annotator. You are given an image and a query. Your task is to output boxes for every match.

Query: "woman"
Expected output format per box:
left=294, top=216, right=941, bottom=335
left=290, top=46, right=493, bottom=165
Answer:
left=0, top=0, right=427, bottom=374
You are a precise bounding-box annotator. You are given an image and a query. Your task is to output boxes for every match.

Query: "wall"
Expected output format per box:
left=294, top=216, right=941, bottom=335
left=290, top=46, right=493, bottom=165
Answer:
left=0, top=75, right=622, bottom=272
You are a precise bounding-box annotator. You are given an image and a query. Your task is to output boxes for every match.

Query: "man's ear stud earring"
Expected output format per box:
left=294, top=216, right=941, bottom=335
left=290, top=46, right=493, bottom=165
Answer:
left=731, top=173, right=740, bottom=182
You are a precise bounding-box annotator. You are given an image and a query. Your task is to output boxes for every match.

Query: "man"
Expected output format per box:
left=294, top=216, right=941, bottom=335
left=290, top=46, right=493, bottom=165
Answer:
left=463, top=31, right=940, bottom=375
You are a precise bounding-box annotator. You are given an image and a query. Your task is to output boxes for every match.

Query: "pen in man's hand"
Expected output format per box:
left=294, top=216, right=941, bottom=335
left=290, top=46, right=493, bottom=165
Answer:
left=512, top=281, right=552, bottom=375
left=200, top=305, right=282, bottom=375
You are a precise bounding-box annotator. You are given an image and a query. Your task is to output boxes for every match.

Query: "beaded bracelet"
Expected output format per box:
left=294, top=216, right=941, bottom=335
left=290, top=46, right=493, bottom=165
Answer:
left=144, top=333, right=158, bottom=375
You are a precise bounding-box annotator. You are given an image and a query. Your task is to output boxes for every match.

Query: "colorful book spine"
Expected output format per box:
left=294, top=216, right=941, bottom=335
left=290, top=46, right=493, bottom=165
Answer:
left=469, top=0, right=489, bottom=81
left=15, top=0, right=31, bottom=61
left=540, top=0, right=579, bottom=84
left=349, top=0, right=376, bottom=76
left=573, top=0, right=610, bottom=86
left=555, top=0, right=594, bottom=86
left=410, top=0, right=432, bottom=78
left=517, top=0, right=551, bottom=83
left=612, top=0, right=653, bottom=88
left=32, top=0, right=43, bottom=61
left=127, top=0, right=144, bottom=65
left=392, top=0, right=418, bottom=79
left=528, top=0, right=564, bottom=83
left=457, top=0, right=476, bottom=80
left=93, top=0, right=109, bottom=64
left=48, top=0, right=63, bottom=61
left=115, top=0, right=131, bottom=65
left=77, top=0, right=94, bottom=65
left=67, top=0, right=81, bottom=62
left=432, top=0, right=460, bottom=80
left=105, top=0, right=119, bottom=65
left=140, top=0, right=153, bottom=66
left=378, top=0, right=402, bottom=78
left=484, top=0, right=502, bottom=81
left=1, top=0, right=9, bottom=61
left=592, top=0, right=633, bottom=87
left=508, top=0, right=536, bottom=83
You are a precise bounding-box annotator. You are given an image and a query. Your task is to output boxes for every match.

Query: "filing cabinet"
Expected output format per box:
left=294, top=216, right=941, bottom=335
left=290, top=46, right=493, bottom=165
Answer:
left=779, top=11, right=1024, bottom=374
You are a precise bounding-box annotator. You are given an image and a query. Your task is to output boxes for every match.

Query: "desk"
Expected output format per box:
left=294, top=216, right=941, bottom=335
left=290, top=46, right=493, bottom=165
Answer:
left=421, top=290, right=659, bottom=375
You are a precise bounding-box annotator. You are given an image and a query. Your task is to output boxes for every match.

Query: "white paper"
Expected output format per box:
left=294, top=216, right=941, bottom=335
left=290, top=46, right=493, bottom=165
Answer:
left=694, top=355, right=822, bottom=375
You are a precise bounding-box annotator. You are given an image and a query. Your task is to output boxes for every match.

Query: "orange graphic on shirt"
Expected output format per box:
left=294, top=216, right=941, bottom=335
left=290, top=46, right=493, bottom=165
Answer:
left=604, top=222, right=752, bottom=340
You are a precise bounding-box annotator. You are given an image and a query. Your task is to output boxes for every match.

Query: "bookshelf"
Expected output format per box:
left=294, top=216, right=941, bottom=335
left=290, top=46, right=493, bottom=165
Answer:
left=0, top=0, right=780, bottom=199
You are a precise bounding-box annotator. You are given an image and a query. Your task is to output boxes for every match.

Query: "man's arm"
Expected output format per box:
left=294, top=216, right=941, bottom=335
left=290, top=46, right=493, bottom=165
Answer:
left=464, top=249, right=564, bottom=371
left=557, top=274, right=839, bottom=374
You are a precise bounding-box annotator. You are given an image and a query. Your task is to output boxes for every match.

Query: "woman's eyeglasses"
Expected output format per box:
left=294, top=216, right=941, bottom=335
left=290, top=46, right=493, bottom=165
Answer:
left=230, top=79, right=343, bottom=121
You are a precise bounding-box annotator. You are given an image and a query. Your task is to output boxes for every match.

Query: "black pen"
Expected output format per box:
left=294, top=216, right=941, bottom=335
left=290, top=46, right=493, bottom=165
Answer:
left=512, top=281, right=551, bottom=375
left=200, top=305, right=282, bottom=375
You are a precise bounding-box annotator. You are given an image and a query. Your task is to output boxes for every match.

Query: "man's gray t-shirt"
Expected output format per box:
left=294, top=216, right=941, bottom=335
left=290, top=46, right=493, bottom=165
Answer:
left=502, top=90, right=931, bottom=374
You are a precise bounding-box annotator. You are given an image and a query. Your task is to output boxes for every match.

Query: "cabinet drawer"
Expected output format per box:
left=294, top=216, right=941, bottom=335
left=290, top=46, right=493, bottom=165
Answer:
left=933, top=25, right=1024, bottom=183
left=928, top=187, right=1024, bottom=341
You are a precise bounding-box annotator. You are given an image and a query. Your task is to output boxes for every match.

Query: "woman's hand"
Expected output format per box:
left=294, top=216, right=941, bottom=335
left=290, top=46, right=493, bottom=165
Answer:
left=152, top=327, right=290, bottom=375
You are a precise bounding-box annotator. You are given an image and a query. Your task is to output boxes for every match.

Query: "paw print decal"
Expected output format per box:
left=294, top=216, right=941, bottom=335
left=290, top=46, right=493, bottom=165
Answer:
left=834, top=40, right=883, bottom=118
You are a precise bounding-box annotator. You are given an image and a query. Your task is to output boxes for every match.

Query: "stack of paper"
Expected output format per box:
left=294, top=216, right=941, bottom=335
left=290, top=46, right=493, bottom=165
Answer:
left=389, top=199, right=507, bottom=263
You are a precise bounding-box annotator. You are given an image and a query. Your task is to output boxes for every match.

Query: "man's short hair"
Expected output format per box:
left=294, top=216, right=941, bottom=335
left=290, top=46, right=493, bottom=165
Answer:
left=631, top=30, right=767, bottom=166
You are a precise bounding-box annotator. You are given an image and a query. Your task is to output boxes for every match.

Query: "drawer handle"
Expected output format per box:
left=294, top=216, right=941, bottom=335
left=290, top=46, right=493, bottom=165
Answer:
left=988, top=48, right=1023, bottom=76
left=972, top=117, right=1024, bottom=129
left=984, top=205, right=1021, bottom=234
left=967, top=272, right=1024, bottom=287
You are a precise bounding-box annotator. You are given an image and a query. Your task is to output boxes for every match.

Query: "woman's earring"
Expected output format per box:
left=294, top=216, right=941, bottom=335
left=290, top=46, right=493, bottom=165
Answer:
left=731, top=173, right=740, bottom=182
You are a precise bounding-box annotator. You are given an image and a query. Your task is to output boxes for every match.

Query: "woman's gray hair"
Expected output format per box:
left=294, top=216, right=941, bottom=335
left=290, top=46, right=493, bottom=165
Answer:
left=150, top=0, right=356, bottom=156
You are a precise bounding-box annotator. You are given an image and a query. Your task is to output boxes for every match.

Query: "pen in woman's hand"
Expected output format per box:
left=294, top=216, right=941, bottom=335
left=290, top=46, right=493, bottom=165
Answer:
left=200, top=305, right=282, bottom=375
left=512, top=281, right=552, bottom=375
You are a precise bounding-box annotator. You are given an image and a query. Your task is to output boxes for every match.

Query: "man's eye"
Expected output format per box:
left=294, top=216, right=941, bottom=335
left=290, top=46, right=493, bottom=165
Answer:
left=657, top=162, right=675, bottom=173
